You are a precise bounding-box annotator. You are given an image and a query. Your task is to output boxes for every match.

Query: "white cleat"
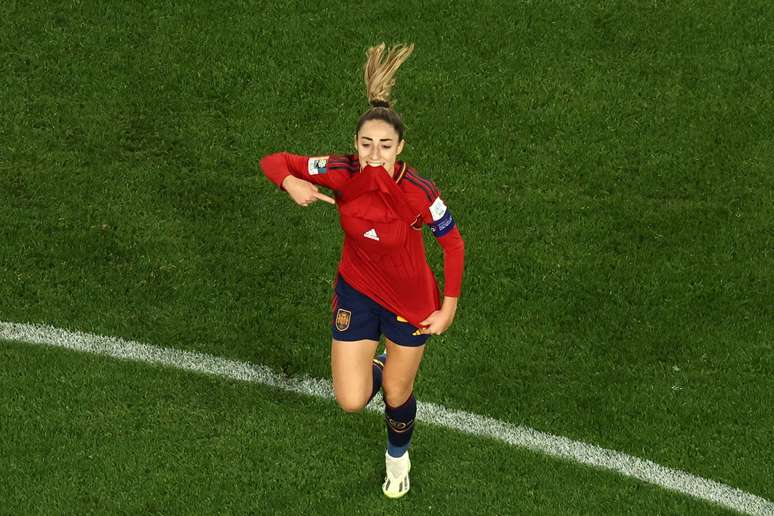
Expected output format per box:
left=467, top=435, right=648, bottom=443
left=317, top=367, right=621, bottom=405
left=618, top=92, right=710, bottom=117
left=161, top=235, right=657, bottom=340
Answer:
left=382, top=450, right=411, bottom=499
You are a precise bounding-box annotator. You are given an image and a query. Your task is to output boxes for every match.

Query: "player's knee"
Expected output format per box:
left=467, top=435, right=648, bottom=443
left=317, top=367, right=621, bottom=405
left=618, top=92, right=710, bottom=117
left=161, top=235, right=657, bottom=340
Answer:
left=382, top=381, right=412, bottom=408
left=335, top=391, right=368, bottom=413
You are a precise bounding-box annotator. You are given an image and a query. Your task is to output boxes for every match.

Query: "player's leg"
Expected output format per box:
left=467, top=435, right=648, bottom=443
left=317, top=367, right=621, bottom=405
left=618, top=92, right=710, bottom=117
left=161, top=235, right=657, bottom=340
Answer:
left=331, top=338, right=380, bottom=412
left=379, top=334, right=427, bottom=498
left=330, top=274, right=384, bottom=412
left=382, top=337, right=425, bottom=453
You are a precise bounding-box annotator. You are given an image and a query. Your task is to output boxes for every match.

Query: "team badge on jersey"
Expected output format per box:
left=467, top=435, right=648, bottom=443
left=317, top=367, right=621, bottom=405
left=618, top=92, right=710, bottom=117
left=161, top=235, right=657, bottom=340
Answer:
left=308, top=156, right=329, bottom=175
left=335, top=308, right=351, bottom=331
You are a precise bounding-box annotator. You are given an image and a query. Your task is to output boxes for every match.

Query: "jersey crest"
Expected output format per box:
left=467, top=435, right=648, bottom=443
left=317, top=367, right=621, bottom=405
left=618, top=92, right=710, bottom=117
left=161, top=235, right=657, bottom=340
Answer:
left=335, top=308, right=351, bottom=331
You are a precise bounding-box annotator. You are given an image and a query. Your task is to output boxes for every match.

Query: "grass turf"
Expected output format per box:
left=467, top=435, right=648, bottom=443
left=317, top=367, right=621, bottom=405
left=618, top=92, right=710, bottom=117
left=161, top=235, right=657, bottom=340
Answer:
left=0, top=341, right=734, bottom=515
left=1, top=0, right=773, bottom=512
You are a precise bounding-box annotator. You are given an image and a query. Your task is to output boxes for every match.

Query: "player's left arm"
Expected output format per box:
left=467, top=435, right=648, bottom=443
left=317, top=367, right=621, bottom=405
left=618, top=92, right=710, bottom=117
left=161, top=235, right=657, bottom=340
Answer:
left=419, top=194, right=465, bottom=335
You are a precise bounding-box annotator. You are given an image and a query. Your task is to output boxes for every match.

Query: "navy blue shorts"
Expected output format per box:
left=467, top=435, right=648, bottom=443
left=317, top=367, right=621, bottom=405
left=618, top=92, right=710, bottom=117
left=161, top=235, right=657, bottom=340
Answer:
left=331, top=275, right=430, bottom=347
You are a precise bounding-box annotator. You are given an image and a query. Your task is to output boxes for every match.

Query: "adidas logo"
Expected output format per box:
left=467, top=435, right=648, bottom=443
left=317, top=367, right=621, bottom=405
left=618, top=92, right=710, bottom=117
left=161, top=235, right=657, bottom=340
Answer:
left=363, top=228, right=380, bottom=241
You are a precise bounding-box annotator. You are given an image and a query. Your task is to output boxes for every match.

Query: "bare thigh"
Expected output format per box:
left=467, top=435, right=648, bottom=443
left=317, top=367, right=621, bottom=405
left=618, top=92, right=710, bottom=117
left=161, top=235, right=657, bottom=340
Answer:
left=382, top=338, right=426, bottom=407
left=331, top=338, right=380, bottom=412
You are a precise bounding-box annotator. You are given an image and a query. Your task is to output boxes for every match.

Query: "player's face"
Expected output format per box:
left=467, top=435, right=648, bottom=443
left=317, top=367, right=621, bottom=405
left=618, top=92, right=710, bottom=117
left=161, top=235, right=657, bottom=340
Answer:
left=355, top=119, right=405, bottom=175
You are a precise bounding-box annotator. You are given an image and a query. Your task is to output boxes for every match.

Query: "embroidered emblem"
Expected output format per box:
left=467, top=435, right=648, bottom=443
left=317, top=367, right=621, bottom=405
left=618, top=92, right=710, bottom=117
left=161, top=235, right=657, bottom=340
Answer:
left=363, top=228, right=380, bottom=241
left=335, top=309, right=351, bottom=331
left=308, top=156, right=329, bottom=175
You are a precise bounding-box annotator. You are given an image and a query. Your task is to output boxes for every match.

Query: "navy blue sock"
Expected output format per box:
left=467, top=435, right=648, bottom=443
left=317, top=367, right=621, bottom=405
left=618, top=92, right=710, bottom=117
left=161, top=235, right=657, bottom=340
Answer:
left=385, top=392, right=416, bottom=458
left=368, top=353, right=387, bottom=403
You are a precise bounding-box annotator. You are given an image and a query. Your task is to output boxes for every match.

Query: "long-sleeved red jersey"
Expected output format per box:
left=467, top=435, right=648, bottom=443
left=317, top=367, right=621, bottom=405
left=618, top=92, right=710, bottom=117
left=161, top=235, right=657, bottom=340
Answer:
left=260, top=152, right=464, bottom=329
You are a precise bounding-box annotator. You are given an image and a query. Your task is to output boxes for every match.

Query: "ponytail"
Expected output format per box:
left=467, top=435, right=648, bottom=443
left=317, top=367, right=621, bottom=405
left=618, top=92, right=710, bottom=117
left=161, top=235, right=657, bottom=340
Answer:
left=357, top=43, right=414, bottom=141
left=363, top=43, right=414, bottom=108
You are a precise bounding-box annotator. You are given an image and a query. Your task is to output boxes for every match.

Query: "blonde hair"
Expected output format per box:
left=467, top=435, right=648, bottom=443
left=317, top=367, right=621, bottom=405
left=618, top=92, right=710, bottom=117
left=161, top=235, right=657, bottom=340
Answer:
left=363, top=43, right=415, bottom=107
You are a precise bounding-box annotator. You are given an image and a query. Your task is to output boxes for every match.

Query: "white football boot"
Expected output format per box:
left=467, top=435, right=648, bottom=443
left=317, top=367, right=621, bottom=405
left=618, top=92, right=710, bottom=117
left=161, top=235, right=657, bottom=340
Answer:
left=382, top=450, right=411, bottom=498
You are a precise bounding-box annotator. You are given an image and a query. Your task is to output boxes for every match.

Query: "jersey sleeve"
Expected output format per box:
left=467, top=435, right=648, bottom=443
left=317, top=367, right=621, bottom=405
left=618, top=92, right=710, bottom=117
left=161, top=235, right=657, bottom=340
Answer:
left=259, top=152, right=350, bottom=191
left=413, top=181, right=465, bottom=298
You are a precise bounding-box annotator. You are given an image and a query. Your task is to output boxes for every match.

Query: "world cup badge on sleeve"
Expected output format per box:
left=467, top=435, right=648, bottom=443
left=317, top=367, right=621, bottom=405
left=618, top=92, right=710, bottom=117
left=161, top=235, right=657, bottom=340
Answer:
left=335, top=309, right=352, bottom=331
left=308, top=156, right=329, bottom=175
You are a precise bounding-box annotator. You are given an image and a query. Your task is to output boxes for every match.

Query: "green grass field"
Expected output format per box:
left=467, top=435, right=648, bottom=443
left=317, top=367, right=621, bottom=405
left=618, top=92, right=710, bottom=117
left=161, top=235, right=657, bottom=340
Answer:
left=2, top=1, right=773, bottom=514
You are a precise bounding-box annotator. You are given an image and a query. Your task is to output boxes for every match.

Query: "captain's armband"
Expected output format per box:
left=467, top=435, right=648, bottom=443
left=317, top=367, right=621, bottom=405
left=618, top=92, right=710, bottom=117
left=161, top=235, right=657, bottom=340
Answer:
left=428, top=197, right=456, bottom=237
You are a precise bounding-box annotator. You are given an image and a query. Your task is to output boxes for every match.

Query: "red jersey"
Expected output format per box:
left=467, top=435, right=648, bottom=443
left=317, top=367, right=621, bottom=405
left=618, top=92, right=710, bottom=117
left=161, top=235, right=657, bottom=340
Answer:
left=260, top=152, right=465, bottom=328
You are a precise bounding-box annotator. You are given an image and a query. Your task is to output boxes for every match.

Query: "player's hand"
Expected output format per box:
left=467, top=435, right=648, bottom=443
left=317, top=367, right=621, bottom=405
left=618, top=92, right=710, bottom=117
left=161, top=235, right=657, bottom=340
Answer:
left=282, top=175, right=335, bottom=207
left=419, top=298, right=458, bottom=335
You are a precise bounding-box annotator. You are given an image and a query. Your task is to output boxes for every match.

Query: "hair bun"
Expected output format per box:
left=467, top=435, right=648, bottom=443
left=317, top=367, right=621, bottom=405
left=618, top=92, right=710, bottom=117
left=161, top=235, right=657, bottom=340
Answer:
left=370, top=99, right=391, bottom=109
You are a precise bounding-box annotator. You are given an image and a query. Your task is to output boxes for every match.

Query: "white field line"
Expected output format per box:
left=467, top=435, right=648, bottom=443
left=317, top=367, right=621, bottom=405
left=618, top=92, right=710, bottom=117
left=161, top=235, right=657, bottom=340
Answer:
left=1, top=321, right=772, bottom=516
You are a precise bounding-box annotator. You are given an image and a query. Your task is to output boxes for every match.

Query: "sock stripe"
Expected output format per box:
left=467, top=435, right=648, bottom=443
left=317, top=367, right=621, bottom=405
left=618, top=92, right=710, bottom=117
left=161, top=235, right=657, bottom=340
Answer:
left=386, top=417, right=415, bottom=433
left=368, top=353, right=387, bottom=404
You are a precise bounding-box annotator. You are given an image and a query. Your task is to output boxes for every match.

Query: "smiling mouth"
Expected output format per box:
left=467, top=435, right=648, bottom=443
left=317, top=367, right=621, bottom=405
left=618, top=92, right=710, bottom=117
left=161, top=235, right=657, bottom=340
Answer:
left=367, top=161, right=385, bottom=167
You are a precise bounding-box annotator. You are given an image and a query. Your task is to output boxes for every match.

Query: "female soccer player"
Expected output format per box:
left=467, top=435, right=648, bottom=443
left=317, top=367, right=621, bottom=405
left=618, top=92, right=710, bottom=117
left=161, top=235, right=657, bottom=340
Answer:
left=259, top=43, right=465, bottom=498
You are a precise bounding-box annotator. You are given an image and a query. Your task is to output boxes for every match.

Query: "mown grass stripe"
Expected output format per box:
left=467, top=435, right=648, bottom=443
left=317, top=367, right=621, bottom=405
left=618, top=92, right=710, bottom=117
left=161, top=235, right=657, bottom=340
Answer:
left=2, top=321, right=772, bottom=516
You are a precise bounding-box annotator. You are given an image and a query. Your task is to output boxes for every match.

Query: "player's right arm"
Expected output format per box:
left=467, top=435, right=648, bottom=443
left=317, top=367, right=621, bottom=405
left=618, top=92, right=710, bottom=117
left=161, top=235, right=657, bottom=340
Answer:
left=259, top=152, right=337, bottom=206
